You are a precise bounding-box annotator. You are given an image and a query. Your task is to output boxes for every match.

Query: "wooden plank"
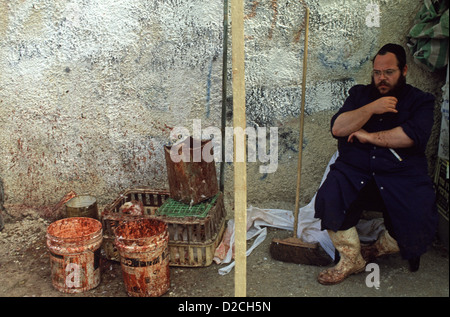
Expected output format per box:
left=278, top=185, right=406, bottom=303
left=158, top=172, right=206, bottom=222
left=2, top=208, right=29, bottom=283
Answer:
left=293, top=7, right=310, bottom=238
left=231, top=0, right=247, bottom=297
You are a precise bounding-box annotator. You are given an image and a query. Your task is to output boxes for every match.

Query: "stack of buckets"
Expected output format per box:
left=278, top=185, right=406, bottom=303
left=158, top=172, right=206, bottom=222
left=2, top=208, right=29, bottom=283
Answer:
left=46, top=194, right=170, bottom=297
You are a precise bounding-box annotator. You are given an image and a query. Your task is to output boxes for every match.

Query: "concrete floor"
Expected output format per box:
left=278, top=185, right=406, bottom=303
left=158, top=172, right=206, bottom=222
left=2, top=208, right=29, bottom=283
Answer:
left=0, top=211, right=448, bottom=301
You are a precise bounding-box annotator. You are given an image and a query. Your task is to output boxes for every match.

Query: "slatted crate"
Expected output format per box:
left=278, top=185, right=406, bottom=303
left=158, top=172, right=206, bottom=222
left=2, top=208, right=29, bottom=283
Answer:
left=168, top=219, right=225, bottom=267
left=101, top=187, right=170, bottom=237
left=100, top=187, right=226, bottom=267
left=155, top=192, right=225, bottom=244
left=102, top=218, right=225, bottom=267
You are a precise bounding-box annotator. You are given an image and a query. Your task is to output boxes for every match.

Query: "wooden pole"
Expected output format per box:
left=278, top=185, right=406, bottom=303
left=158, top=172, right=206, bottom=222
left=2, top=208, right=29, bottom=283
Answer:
left=231, top=0, right=247, bottom=297
left=293, top=7, right=309, bottom=238
left=220, top=0, right=229, bottom=193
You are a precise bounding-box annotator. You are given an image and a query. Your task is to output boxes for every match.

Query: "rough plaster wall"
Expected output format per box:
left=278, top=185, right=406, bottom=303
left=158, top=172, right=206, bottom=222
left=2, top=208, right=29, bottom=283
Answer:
left=0, top=0, right=223, bottom=210
left=0, top=0, right=446, bottom=216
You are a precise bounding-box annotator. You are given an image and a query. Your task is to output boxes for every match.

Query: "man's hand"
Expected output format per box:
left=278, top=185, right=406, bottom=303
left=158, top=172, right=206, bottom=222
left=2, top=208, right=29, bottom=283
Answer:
left=332, top=97, right=398, bottom=137
left=347, top=127, right=414, bottom=148
left=348, top=129, right=371, bottom=144
left=369, top=96, right=398, bottom=115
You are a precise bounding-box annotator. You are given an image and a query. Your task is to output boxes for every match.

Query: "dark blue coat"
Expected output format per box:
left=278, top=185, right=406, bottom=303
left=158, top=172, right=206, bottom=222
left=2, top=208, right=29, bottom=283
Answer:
left=315, top=83, right=438, bottom=260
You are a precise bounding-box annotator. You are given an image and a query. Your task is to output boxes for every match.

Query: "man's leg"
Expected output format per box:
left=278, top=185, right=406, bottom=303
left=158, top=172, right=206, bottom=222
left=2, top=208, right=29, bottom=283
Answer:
left=359, top=183, right=401, bottom=262
left=382, top=208, right=420, bottom=272
left=317, top=182, right=372, bottom=285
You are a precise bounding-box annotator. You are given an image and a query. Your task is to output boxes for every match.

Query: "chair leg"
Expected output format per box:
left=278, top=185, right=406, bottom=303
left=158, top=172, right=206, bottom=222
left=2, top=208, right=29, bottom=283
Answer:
left=408, top=256, right=420, bottom=272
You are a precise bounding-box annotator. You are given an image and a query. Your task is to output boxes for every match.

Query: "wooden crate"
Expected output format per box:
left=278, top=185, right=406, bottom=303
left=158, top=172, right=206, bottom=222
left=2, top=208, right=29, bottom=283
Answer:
left=156, top=192, right=226, bottom=243
left=168, top=220, right=225, bottom=267
left=101, top=187, right=170, bottom=237
left=100, top=187, right=226, bottom=266
left=102, top=188, right=225, bottom=243
left=102, top=220, right=225, bottom=267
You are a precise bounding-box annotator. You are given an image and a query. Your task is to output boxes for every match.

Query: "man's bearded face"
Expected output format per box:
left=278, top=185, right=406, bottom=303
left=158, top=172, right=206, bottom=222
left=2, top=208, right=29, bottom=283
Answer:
left=372, top=52, right=407, bottom=95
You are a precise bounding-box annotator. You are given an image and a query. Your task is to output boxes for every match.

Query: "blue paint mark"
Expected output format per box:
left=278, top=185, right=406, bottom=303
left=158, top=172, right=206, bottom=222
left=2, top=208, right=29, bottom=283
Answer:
left=318, top=42, right=377, bottom=71
left=286, top=137, right=308, bottom=153
left=206, top=59, right=213, bottom=118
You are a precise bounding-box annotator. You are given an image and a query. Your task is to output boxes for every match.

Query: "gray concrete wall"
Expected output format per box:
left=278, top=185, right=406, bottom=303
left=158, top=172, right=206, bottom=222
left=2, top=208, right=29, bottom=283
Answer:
left=0, top=0, right=446, bottom=217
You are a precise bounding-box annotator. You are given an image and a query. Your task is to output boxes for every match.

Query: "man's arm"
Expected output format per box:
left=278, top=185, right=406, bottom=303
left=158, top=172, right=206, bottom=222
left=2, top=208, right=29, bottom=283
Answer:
left=347, top=126, right=414, bottom=148
left=332, top=96, right=399, bottom=137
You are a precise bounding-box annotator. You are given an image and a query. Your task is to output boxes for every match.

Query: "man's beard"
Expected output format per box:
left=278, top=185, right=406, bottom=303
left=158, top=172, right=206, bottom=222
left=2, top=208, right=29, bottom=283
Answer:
left=371, top=74, right=406, bottom=97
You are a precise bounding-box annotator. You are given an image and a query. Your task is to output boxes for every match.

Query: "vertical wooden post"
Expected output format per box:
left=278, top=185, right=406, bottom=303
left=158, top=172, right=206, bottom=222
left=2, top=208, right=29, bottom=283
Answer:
left=231, top=0, right=247, bottom=297
left=293, top=7, right=309, bottom=239
left=220, top=0, right=229, bottom=193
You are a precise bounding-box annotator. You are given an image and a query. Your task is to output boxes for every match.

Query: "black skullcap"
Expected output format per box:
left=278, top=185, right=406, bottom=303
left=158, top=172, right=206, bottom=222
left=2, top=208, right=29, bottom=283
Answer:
left=374, top=43, right=407, bottom=70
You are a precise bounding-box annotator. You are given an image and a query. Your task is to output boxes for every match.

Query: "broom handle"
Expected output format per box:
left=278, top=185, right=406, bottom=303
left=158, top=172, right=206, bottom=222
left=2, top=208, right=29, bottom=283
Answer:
left=293, top=7, right=309, bottom=238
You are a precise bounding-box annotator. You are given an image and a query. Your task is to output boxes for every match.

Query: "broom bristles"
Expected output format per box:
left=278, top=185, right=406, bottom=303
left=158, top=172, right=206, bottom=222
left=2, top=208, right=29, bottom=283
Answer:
left=270, top=238, right=332, bottom=266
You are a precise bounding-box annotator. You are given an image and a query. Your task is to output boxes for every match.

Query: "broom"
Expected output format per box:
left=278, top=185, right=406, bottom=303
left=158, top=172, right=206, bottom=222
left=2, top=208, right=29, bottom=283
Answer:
left=269, top=7, right=332, bottom=266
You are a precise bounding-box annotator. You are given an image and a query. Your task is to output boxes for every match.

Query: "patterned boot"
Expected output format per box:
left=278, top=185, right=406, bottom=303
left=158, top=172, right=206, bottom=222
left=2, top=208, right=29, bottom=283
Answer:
left=318, top=227, right=366, bottom=285
left=361, top=230, right=400, bottom=262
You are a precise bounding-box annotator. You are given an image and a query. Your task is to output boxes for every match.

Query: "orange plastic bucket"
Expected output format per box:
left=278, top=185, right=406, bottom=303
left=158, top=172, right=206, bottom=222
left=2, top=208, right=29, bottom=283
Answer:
left=46, top=217, right=103, bottom=293
left=115, top=218, right=170, bottom=297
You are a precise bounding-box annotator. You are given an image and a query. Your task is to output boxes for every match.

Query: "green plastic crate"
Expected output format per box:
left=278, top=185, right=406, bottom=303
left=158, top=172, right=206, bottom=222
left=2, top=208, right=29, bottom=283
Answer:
left=156, top=193, right=219, bottom=218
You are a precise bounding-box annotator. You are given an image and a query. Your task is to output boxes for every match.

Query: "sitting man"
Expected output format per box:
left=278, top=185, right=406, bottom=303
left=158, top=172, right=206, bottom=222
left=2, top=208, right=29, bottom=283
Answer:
left=314, top=43, right=438, bottom=285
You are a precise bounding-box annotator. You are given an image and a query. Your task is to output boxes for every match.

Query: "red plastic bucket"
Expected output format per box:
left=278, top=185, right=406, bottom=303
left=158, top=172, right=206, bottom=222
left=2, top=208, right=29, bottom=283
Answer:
left=46, top=217, right=103, bottom=293
left=114, top=218, right=170, bottom=297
